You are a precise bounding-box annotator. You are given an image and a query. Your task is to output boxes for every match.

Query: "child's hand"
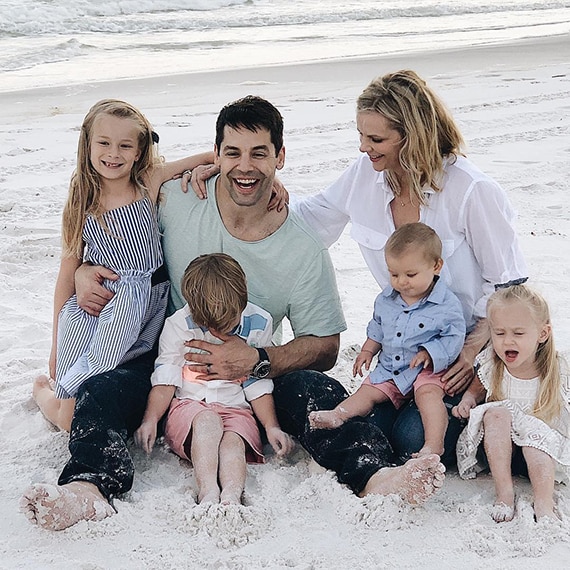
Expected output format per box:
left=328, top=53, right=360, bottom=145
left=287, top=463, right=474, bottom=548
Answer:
left=353, top=350, right=373, bottom=377
left=266, top=426, right=294, bottom=457
left=410, top=349, right=431, bottom=370
left=451, top=394, right=478, bottom=419
left=134, top=421, right=157, bottom=454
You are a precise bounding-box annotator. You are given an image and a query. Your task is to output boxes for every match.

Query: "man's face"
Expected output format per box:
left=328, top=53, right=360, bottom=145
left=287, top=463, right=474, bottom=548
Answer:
left=215, top=126, right=285, bottom=208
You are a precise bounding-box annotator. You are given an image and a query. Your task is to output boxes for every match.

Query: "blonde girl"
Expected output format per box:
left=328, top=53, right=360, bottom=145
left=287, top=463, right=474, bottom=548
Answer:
left=33, top=99, right=212, bottom=432
left=453, top=285, right=570, bottom=522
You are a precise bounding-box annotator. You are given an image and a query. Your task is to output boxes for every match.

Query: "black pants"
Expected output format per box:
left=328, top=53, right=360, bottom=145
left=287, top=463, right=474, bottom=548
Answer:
left=58, top=349, right=156, bottom=500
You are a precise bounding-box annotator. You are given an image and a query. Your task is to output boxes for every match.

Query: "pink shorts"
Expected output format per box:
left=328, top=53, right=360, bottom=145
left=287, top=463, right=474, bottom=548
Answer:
left=164, top=398, right=264, bottom=464
left=364, top=368, right=446, bottom=409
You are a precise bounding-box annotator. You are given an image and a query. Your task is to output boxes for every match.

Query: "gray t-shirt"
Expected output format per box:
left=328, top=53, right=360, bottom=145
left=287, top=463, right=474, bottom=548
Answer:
left=158, top=176, right=346, bottom=339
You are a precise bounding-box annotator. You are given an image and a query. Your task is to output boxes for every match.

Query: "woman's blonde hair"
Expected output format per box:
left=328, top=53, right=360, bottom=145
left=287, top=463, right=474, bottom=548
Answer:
left=62, top=99, right=159, bottom=258
left=486, top=284, right=562, bottom=424
left=357, top=69, right=464, bottom=205
left=181, top=253, right=248, bottom=333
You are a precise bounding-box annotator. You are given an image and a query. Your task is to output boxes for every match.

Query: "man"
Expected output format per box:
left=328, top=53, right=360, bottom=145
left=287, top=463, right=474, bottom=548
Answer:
left=21, top=96, right=444, bottom=531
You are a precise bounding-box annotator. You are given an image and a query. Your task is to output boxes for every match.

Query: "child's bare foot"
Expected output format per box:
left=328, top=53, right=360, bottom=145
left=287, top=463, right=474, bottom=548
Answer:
left=412, top=444, right=444, bottom=458
left=32, top=374, right=53, bottom=402
left=359, top=454, right=445, bottom=504
left=20, top=482, right=114, bottom=530
left=491, top=501, right=515, bottom=523
left=308, top=409, right=345, bottom=430
left=533, top=499, right=558, bottom=521
left=220, top=487, right=243, bottom=506
left=198, top=488, right=220, bottom=504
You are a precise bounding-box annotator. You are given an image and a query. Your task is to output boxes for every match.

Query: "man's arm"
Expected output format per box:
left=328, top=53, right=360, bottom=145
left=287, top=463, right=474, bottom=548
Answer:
left=185, top=332, right=339, bottom=380
left=74, top=263, right=118, bottom=316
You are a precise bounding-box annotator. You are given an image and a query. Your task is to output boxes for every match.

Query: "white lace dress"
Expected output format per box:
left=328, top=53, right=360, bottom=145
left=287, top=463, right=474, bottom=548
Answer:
left=456, top=346, right=570, bottom=484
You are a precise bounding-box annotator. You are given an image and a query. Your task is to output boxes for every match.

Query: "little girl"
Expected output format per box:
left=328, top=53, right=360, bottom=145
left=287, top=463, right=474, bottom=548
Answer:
left=135, top=253, right=293, bottom=505
left=33, top=99, right=212, bottom=432
left=453, top=284, right=570, bottom=522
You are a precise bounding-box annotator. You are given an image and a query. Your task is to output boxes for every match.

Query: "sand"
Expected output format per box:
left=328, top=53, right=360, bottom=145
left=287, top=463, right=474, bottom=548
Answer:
left=1, top=35, right=570, bottom=569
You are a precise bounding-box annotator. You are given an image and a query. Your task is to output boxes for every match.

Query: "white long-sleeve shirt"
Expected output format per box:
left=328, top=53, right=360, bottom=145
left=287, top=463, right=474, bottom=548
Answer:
left=151, top=302, right=274, bottom=409
left=291, top=154, right=528, bottom=331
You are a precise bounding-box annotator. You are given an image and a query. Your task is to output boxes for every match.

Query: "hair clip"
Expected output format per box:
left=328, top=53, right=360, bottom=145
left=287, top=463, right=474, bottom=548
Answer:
left=152, top=131, right=160, bottom=144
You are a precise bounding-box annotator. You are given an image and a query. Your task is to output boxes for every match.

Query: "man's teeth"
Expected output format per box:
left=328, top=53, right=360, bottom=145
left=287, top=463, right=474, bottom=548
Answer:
left=236, top=178, right=257, bottom=187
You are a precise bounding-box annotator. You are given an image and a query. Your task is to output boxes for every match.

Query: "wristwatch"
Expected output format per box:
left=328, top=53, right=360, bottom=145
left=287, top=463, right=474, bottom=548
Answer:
left=251, top=347, right=271, bottom=379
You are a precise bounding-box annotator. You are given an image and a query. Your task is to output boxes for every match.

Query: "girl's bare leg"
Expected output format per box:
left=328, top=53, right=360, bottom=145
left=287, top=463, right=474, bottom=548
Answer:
left=189, top=410, right=223, bottom=504
left=309, top=384, right=389, bottom=429
left=522, top=446, right=557, bottom=520
left=414, top=384, right=447, bottom=457
left=32, top=375, right=75, bottom=432
left=483, top=407, right=515, bottom=522
left=218, top=431, right=247, bottom=505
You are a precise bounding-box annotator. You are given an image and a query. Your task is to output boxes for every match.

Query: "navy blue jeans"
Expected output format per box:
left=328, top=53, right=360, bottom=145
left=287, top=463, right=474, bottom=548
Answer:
left=58, top=349, right=156, bottom=500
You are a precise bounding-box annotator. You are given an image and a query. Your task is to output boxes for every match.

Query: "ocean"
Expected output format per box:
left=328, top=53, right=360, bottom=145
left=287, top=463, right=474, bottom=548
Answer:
left=1, top=0, right=569, bottom=92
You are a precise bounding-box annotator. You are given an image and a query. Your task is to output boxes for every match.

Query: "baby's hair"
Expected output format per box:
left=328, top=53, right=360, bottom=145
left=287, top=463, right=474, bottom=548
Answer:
left=384, top=222, right=442, bottom=263
left=62, top=99, right=160, bottom=258
left=486, top=284, right=562, bottom=423
left=181, top=253, right=248, bottom=333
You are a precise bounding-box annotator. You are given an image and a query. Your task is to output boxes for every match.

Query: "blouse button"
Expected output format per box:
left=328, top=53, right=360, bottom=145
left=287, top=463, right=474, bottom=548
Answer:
left=419, top=323, right=425, bottom=328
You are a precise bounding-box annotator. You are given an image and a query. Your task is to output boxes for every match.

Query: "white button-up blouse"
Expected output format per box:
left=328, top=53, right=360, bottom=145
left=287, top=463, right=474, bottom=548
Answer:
left=291, top=153, right=528, bottom=332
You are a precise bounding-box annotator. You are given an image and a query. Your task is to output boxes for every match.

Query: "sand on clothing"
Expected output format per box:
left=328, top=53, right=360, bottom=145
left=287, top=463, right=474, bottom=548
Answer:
left=1, top=36, right=570, bottom=569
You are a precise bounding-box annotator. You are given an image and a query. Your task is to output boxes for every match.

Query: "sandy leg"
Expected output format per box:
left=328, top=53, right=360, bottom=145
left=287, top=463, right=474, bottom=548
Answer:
left=32, top=374, right=74, bottom=432
left=522, top=446, right=558, bottom=521
left=360, top=454, right=445, bottom=504
left=20, top=481, right=114, bottom=531
left=482, top=407, right=515, bottom=522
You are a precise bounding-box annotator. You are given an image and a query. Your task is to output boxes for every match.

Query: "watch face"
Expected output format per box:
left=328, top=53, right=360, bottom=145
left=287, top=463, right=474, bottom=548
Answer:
left=254, top=361, right=271, bottom=378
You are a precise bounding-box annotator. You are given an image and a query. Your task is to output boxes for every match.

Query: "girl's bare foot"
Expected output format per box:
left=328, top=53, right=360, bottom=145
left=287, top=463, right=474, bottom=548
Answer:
left=20, top=481, right=114, bottom=530
left=32, top=374, right=53, bottom=401
left=359, top=454, right=445, bottom=504
left=491, top=501, right=515, bottom=523
left=308, top=409, right=344, bottom=430
left=533, top=499, right=558, bottom=521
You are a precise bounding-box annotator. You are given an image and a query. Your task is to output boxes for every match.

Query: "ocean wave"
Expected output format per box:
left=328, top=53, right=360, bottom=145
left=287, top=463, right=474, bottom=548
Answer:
left=1, top=0, right=569, bottom=37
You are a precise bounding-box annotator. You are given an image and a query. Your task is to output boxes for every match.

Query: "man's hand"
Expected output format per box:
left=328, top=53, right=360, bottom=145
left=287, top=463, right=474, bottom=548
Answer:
left=184, top=330, right=258, bottom=380
left=134, top=421, right=157, bottom=455
left=440, top=346, right=476, bottom=396
left=75, top=264, right=118, bottom=316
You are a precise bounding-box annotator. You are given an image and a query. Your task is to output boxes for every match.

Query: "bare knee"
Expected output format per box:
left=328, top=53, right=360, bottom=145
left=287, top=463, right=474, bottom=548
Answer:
left=220, top=431, right=245, bottom=452
left=415, top=384, right=444, bottom=399
left=192, top=410, right=223, bottom=433
left=483, top=406, right=511, bottom=427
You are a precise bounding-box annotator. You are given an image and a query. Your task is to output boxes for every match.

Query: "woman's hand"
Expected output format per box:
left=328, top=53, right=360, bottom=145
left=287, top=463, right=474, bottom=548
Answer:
left=267, top=177, right=289, bottom=212
left=441, top=347, right=476, bottom=396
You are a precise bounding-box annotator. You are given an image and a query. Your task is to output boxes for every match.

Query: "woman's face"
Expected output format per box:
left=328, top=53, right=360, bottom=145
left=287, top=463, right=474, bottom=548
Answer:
left=357, top=111, right=404, bottom=175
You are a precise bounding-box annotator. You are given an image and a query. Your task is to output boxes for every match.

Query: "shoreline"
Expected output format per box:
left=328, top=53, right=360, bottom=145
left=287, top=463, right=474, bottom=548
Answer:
left=2, top=33, right=569, bottom=124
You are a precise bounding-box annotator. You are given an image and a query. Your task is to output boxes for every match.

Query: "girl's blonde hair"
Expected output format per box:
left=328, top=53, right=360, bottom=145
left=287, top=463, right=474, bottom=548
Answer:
left=357, top=69, right=464, bottom=206
left=181, top=253, right=248, bottom=334
left=62, top=99, right=159, bottom=258
left=486, top=284, right=562, bottom=423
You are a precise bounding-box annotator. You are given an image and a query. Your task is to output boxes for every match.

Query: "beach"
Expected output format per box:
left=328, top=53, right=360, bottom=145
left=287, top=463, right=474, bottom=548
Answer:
left=1, top=31, right=570, bottom=569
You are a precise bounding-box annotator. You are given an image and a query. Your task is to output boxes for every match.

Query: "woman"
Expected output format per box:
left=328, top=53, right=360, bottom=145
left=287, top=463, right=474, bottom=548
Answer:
left=188, top=70, right=528, bottom=466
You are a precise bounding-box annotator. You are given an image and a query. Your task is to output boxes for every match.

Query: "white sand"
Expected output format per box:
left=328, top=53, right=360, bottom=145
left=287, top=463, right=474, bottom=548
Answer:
left=1, top=36, right=570, bottom=568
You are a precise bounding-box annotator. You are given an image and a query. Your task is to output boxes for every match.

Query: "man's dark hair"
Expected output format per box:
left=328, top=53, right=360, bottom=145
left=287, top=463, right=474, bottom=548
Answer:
left=215, top=95, right=284, bottom=155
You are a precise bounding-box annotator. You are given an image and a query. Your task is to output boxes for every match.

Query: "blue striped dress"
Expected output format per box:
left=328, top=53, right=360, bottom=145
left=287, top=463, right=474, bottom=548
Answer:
left=54, top=196, right=169, bottom=399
